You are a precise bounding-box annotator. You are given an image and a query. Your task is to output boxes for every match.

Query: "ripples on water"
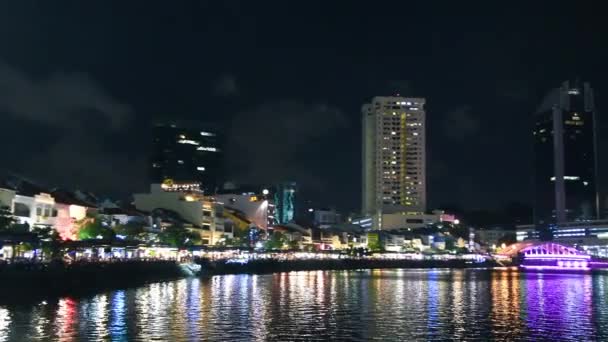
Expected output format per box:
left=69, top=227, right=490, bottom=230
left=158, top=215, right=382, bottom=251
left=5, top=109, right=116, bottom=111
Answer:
left=1, top=269, right=608, bottom=341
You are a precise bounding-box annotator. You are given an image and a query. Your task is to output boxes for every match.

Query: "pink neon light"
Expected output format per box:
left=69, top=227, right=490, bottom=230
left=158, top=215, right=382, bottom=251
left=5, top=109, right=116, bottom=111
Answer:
left=524, top=254, right=590, bottom=260
left=521, top=265, right=590, bottom=271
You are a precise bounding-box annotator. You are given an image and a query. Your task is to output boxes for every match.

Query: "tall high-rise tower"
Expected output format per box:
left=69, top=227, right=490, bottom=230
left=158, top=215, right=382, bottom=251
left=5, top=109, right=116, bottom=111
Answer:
left=150, top=121, right=223, bottom=194
left=362, top=96, right=426, bottom=219
left=533, top=80, right=599, bottom=225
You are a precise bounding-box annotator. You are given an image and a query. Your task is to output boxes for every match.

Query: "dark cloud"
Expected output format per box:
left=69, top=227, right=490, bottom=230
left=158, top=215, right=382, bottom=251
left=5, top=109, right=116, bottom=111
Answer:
left=497, top=80, right=533, bottom=102
left=226, top=100, right=347, bottom=189
left=214, top=74, right=239, bottom=97
left=21, top=130, right=146, bottom=195
left=0, top=61, right=132, bottom=129
left=0, top=61, right=142, bottom=196
left=441, top=106, right=479, bottom=140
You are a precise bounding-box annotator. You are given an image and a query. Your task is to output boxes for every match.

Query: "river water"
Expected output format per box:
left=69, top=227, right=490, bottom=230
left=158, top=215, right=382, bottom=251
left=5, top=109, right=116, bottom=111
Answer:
left=1, top=269, right=607, bottom=341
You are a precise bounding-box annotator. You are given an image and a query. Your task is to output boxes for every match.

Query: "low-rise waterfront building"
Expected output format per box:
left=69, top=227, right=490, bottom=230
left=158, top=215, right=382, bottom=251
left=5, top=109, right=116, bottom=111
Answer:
left=310, top=208, right=342, bottom=229
left=273, top=223, right=312, bottom=247
left=133, top=182, right=230, bottom=245
left=52, top=190, right=97, bottom=240
left=362, top=210, right=458, bottom=231
left=475, top=227, right=512, bottom=249
left=215, top=193, right=271, bottom=230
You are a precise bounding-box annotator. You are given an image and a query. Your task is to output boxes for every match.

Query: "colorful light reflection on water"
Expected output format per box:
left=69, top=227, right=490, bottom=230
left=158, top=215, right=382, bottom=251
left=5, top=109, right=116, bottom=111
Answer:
left=1, top=269, right=608, bottom=341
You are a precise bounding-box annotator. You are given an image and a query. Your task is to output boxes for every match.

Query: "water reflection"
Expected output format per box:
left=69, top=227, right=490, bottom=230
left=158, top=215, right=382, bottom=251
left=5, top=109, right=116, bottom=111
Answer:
left=55, top=297, right=78, bottom=341
left=524, top=273, right=595, bottom=340
left=0, top=307, right=10, bottom=342
left=490, top=270, right=523, bottom=340
left=1, top=270, right=608, bottom=340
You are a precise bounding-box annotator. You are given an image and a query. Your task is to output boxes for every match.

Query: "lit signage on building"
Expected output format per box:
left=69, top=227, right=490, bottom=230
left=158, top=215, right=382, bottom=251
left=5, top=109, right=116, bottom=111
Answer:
left=161, top=179, right=201, bottom=192
left=550, top=176, right=580, bottom=181
left=197, top=146, right=218, bottom=152
left=178, top=139, right=200, bottom=145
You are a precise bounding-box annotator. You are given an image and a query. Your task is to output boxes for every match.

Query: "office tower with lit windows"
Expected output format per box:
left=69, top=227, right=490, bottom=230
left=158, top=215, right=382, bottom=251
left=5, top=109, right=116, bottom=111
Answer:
left=150, top=121, right=223, bottom=194
left=533, top=80, right=599, bottom=225
left=362, top=96, right=426, bottom=220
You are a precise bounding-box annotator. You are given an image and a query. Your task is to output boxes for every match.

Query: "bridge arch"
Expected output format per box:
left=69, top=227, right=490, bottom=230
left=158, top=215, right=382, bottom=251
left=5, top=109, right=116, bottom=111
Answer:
left=520, top=242, right=587, bottom=257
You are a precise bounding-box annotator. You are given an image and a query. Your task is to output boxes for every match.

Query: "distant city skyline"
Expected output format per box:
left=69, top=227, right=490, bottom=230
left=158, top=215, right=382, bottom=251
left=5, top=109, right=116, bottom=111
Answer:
left=1, top=2, right=607, bottom=213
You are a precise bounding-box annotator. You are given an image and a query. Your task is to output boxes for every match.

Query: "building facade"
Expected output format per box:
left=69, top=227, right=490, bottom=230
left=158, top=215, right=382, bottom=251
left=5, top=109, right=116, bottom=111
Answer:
left=312, top=209, right=342, bottom=229
left=133, top=183, right=229, bottom=245
left=150, top=121, right=223, bottom=194
left=0, top=183, right=93, bottom=240
left=274, top=182, right=297, bottom=224
left=371, top=210, right=455, bottom=231
left=215, top=193, right=270, bottom=230
left=362, top=96, right=426, bottom=227
left=533, top=81, right=598, bottom=224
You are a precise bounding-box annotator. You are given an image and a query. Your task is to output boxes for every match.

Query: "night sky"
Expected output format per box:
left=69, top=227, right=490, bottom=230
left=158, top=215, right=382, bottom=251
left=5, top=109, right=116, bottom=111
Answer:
left=0, top=2, right=606, bottom=214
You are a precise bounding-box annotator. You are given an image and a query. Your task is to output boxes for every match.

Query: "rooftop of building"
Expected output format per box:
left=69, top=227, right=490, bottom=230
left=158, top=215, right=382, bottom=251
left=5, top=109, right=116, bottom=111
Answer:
left=152, top=119, right=223, bottom=132
left=217, top=182, right=267, bottom=195
left=535, top=79, right=592, bottom=114
left=51, top=190, right=97, bottom=208
left=101, top=206, right=148, bottom=217
left=370, top=95, right=426, bottom=102
left=0, top=177, right=48, bottom=197
left=273, top=223, right=311, bottom=236
left=0, top=175, right=98, bottom=208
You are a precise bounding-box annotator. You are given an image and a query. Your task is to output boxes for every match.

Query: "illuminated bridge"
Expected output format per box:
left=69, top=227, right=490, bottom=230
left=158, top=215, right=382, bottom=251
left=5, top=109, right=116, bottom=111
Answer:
left=498, top=242, right=608, bottom=271
left=520, top=243, right=591, bottom=270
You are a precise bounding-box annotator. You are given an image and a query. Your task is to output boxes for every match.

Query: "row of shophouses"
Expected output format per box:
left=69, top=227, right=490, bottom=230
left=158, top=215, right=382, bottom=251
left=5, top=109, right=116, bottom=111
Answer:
left=0, top=179, right=230, bottom=245
left=0, top=177, right=478, bottom=253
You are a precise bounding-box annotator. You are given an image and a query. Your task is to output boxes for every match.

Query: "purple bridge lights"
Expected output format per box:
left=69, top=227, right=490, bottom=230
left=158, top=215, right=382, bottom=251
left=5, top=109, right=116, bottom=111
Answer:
left=520, top=243, right=592, bottom=271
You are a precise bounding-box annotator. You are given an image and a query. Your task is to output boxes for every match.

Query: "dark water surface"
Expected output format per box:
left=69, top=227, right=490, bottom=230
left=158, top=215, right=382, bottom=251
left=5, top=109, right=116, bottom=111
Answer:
left=1, top=269, right=607, bottom=341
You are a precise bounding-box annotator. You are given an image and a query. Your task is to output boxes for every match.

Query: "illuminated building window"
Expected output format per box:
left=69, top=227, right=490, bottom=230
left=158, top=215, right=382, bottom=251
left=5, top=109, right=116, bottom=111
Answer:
left=197, top=146, right=218, bottom=152
left=565, top=120, right=584, bottom=126
left=550, top=176, right=579, bottom=181
left=178, top=139, right=200, bottom=145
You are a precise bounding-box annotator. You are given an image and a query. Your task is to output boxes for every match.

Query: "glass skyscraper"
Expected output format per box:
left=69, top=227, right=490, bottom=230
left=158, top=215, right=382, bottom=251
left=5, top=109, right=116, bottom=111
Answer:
left=533, top=80, right=599, bottom=225
left=150, top=121, right=223, bottom=194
